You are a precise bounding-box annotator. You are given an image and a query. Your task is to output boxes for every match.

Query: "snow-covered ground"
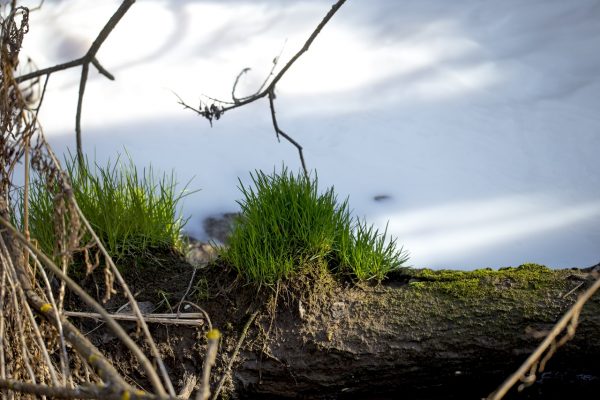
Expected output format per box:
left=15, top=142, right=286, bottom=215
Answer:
left=15, top=0, right=600, bottom=269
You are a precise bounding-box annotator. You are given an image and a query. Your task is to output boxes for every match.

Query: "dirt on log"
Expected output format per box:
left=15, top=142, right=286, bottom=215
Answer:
left=86, top=261, right=600, bottom=399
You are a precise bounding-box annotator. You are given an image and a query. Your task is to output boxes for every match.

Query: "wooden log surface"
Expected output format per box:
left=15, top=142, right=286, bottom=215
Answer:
left=228, top=264, right=600, bottom=399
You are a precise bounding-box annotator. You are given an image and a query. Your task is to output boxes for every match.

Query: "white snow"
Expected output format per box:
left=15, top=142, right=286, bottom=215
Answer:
left=14, top=0, right=600, bottom=269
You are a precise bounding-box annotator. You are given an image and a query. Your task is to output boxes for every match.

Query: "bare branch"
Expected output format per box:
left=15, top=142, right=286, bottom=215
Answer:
left=0, top=379, right=103, bottom=399
left=266, top=0, right=346, bottom=94
left=14, top=0, right=135, bottom=165
left=231, top=67, right=250, bottom=104
left=255, top=41, right=286, bottom=94
left=64, top=310, right=207, bottom=327
left=178, top=0, right=347, bottom=177
left=15, top=57, right=83, bottom=83
left=91, top=57, right=115, bottom=80
left=86, top=0, right=134, bottom=57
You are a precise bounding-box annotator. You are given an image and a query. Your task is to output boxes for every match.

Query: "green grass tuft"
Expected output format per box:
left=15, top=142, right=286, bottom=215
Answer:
left=337, top=219, right=409, bottom=281
left=21, top=152, right=192, bottom=266
left=221, top=167, right=409, bottom=285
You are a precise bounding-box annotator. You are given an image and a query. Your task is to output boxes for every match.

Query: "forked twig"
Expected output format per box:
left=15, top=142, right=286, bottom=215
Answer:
left=178, top=0, right=347, bottom=177
left=15, top=0, right=135, bottom=166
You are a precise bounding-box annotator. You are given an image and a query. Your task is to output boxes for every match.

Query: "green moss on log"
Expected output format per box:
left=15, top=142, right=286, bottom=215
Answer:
left=328, top=264, right=582, bottom=347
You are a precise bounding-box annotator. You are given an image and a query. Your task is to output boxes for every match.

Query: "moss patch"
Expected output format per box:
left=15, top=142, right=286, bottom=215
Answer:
left=409, top=263, right=563, bottom=298
left=352, top=264, right=579, bottom=345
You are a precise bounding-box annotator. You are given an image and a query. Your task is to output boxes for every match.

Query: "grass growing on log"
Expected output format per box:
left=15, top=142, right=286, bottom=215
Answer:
left=19, top=152, right=192, bottom=264
left=337, top=218, right=409, bottom=281
left=221, top=167, right=408, bottom=285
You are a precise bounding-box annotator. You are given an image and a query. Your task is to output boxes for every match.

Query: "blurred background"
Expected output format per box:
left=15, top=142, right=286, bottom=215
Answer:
left=14, top=0, right=600, bottom=268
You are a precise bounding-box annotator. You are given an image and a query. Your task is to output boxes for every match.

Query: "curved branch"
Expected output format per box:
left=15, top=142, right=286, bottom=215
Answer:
left=231, top=67, right=250, bottom=104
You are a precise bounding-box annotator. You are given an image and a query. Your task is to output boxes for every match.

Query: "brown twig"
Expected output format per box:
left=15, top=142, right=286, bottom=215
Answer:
left=178, top=0, right=347, bottom=177
left=268, top=90, right=307, bottom=176
left=69, top=197, right=175, bottom=397
left=178, top=371, right=197, bottom=400
left=0, top=378, right=180, bottom=400
left=32, top=249, right=71, bottom=385
left=15, top=0, right=136, bottom=166
left=0, top=269, right=7, bottom=395
left=176, top=267, right=198, bottom=315
left=178, top=301, right=213, bottom=332
left=211, top=310, right=259, bottom=400
left=0, top=216, right=154, bottom=394
left=488, top=274, right=600, bottom=399
left=197, top=329, right=221, bottom=400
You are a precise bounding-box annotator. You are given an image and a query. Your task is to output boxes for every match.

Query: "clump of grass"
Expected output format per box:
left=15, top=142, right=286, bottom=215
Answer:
left=221, top=167, right=408, bottom=285
left=337, top=219, right=409, bottom=281
left=23, top=152, right=192, bottom=265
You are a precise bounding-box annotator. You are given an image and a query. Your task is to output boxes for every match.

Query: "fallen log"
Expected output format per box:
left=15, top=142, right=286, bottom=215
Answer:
left=229, top=264, right=600, bottom=399
left=82, top=262, right=600, bottom=399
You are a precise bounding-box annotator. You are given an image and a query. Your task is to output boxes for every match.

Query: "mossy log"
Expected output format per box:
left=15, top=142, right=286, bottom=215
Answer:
left=230, top=264, right=600, bottom=399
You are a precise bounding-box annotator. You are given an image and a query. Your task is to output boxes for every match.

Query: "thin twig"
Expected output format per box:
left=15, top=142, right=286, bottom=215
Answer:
left=268, top=90, right=307, bottom=176
left=91, top=57, right=115, bottom=80
left=254, top=41, right=286, bottom=95
left=0, top=238, right=38, bottom=385
left=31, top=249, right=70, bottom=385
left=176, top=267, right=198, bottom=315
left=0, top=378, right=178, bottom=400
left=179, top=301, right=213, bottom=332
left=197, top=329, right=221, bottom=400
left=562, top=281, right=584, bottom=299
left=0, top=216, right=148, bottom=394
left=75, top=62, right=89, bottom=166
left=211, top=310, right=259, bottom=400
left=231, top=67, right=250, bottom=104
left=64, top=310, right=206, bottom=326
left=15, top=58, right=83, bottom=83
left=0, top=269, right=7, bottom=395
left=488, top=274, right=600, bottom=399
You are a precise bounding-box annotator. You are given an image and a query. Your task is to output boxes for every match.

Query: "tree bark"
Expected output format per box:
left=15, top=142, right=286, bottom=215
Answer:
left=231, top=265, right=600, bottom=399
